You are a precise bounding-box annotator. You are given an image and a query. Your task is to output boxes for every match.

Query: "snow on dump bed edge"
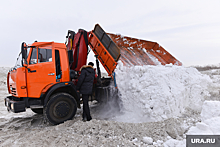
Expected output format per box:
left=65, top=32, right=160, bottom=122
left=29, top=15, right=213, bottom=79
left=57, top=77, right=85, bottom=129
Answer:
left=115, top=62, right=212, bottom=122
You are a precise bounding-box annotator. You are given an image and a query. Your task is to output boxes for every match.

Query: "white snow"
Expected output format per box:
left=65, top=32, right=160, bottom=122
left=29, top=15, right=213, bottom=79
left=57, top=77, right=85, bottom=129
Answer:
left=146, top=51, right=162, bottom=65
left=164, top=138, right=186, bottom=147
left=187, top=100, right=220, bottom=135
left=201, top=101, right=220, bottom=121
left=142, top=136, right=153, bottom=145
left=115, top=61, right=211, bottom=122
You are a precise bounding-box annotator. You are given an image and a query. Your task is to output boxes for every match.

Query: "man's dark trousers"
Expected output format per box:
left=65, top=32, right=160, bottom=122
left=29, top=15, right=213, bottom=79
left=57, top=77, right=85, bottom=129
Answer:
left=82, top=94, right=92, bottom=121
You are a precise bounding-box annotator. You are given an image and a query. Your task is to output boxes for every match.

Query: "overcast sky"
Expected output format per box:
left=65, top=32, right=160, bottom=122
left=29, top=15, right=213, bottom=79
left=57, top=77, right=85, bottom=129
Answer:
left=1, top=0, right=220, bottom=67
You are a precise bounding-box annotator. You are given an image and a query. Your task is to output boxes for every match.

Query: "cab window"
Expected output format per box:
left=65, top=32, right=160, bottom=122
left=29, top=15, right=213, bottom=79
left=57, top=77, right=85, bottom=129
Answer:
left=30, top=48, right=37, bottom=64
left=38, top=48, right=52, bottom=63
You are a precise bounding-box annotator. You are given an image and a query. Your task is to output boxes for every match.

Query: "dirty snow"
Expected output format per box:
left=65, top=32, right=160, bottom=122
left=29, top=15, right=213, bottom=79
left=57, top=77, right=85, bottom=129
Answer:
left=0, top=64, right=220, bottom=147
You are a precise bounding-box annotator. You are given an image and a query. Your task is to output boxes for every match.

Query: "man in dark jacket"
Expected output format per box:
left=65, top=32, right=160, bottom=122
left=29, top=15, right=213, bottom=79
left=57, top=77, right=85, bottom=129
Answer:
left=76, top=62, right=95, bottom=121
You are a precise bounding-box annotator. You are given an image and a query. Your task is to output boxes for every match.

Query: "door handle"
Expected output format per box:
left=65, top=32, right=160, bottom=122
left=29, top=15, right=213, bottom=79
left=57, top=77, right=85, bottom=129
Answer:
left=27, top=68, right=36, bottom=73
left=48, top=73, right=55, bottom=76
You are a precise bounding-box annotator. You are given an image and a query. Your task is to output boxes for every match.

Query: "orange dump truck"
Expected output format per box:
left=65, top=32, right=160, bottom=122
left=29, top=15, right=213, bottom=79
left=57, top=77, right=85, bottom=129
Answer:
left=5, top=24, right=181, bottom=125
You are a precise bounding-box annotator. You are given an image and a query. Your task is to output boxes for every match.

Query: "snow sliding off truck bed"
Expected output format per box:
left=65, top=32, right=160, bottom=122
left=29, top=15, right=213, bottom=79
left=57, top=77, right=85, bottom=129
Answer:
left=108, top=33, right=182, bottom=66
left=5, top=24, right=182, bottom=125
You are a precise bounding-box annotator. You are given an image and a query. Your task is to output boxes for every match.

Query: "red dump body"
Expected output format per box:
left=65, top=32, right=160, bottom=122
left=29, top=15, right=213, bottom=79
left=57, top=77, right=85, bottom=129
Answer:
left=108, top=33, right=182, bottom=66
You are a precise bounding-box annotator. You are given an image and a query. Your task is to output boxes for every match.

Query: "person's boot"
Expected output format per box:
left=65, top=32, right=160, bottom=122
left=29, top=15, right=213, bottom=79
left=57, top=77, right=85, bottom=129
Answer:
left=87, top=117, right=92, bottom=121
left=82, top=117, right=87, bottom=122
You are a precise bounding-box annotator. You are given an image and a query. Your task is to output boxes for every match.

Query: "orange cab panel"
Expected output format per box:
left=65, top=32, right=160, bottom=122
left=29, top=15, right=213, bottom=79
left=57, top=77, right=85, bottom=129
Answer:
left=26, top=44, right=56, bottom=98
left=57, top=47, right=70, bottom=82
left=9, top=67, right=27, bottom=97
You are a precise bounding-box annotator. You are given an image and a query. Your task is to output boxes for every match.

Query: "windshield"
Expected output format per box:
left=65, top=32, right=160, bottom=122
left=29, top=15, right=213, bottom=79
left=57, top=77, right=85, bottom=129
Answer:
left=14, top=52, right=22, bottom=68
left=14, top=47, right=31, bottom=69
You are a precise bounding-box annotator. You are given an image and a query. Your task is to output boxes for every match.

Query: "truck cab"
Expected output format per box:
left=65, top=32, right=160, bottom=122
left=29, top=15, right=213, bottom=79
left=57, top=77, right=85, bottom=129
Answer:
left=6, top=42, right=79, bottom=125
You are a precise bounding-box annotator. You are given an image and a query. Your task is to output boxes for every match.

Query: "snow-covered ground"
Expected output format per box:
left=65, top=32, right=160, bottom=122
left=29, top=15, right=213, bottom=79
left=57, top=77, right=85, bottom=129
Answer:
left=0, top=64, right=220, bottom=147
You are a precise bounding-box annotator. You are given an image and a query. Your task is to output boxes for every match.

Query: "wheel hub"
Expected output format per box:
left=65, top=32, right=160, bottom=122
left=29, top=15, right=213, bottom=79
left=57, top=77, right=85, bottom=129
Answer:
left=54, top=102, right=70, bottom=118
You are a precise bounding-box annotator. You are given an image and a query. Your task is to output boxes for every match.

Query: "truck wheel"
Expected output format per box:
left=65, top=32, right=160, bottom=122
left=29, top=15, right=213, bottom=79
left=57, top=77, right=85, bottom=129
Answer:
left=44, top=93, right=77, bottom=125
left=31, top=108, right=43, bottom=114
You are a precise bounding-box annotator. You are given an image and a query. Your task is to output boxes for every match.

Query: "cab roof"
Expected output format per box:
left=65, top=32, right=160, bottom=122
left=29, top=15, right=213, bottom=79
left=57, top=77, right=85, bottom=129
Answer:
left=29, top=41, right=66, bottom=49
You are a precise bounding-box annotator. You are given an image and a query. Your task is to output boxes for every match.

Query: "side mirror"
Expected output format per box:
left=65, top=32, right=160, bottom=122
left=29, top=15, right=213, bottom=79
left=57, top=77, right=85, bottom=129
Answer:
left=23, top=59, right=27, bottom=67
left=21, top=42, right=27, bottom=67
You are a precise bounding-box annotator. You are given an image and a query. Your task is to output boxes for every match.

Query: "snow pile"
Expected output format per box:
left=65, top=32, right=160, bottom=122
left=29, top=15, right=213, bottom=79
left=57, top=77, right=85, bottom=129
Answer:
left=142, top=136, right=153, bottom=145
left=0, top=67, right=9, bottom=87
left=164, top=138, right=186, bottom=147
left=115, top=62, right=212, bottom=122
left=201, top=101, right=220, bottom=121
left=187, top=100, right=220, bottom=135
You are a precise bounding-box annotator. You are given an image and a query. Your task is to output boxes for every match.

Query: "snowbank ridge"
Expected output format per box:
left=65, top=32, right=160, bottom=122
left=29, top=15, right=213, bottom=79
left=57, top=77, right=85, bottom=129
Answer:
left=115, top=62, right=212, bottom=122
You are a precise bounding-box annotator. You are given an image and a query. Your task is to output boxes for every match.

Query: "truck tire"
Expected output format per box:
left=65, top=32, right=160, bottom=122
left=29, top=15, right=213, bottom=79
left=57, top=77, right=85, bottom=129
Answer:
left=31, top=108, right=43, bottom=114
left=44, top=93, right=77, bottom=125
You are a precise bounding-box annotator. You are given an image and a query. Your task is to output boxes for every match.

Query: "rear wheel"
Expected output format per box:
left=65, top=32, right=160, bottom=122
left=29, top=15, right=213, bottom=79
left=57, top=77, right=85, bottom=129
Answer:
left=44, top=93, right=77, bottom=125
left=31, top=108, right=43, bottom=114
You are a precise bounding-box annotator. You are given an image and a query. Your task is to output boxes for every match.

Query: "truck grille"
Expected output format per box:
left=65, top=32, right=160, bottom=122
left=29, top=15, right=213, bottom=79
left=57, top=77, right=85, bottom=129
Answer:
left=10, top=85, right=17, bottom=95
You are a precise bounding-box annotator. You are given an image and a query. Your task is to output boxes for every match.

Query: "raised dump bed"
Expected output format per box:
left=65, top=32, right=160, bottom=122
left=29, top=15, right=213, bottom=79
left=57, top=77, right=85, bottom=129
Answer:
left=89, top=24, right=182, bottom=77
left=89, top=24, right=121, bottom=76
left=108, top=33, right=182, bottom=66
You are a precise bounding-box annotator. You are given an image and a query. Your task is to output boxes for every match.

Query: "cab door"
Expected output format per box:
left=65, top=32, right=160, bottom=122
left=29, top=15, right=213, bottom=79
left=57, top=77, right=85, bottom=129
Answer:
left=26, top=45, right=56, bottom=98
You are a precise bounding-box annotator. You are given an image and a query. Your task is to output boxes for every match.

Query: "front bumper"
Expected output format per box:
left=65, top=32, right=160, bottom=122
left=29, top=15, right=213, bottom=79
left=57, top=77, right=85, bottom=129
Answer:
left=4, top=96, right=26, bottom=113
